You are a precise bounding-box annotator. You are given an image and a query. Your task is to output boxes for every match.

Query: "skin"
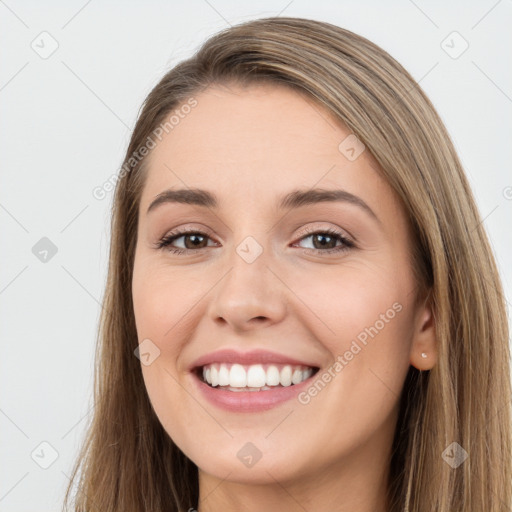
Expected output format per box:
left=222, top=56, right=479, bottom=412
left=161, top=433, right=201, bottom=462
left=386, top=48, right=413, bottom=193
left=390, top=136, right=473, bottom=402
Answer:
left=131, top=82, right=437, bottom=512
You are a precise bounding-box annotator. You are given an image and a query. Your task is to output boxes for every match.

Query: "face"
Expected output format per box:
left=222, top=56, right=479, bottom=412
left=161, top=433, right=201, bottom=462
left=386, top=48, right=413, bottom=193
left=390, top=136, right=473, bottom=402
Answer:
left=132, top=82, right=436, bottom=492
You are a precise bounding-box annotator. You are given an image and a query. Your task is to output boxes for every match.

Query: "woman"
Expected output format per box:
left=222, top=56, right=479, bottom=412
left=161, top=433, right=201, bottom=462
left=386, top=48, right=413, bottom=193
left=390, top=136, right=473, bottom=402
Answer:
left=63, top=16, right=512, bottom=512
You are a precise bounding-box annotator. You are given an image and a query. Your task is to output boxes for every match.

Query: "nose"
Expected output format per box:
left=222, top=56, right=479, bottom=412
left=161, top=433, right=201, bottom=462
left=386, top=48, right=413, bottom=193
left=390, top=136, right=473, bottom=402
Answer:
left=207, top=242, right=287, bottom=332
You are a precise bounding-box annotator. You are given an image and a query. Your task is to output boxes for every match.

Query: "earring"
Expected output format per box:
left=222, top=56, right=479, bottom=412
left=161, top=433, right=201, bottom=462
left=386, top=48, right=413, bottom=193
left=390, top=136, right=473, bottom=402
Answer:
left=421, top=352, right=427, bottom=359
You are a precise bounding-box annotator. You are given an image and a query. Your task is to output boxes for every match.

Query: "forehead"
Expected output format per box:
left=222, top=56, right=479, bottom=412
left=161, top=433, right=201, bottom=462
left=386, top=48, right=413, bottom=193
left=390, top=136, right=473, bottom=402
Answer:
left=139, top=82, right=393, bottom=215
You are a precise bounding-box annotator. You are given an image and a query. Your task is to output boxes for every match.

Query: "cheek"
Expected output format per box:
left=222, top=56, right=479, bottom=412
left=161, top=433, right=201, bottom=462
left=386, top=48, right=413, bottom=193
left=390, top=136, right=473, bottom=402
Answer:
left=132, top=260, right=203, bottom=345
left=291, top=259, right=412, bottom=352
left=290, top=260, right=414, bottom=419
left=132, top=262, right=201, bottom=439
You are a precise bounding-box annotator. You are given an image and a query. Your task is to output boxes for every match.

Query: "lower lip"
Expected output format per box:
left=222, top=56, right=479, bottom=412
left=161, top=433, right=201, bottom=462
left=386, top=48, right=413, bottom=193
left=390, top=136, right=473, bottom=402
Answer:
left=192, top=371, right=316, bottom=412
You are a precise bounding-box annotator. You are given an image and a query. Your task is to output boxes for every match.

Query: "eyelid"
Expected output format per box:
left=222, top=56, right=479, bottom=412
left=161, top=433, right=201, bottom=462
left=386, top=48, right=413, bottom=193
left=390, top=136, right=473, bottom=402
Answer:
left=161, top=223, right=217, bottom=240
left=295, top=223, right=354, bottom=243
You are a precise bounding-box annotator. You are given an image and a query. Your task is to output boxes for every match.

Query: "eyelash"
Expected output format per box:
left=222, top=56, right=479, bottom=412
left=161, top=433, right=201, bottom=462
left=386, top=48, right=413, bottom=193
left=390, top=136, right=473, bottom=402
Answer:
left=155, top=226, right=355, bottom=256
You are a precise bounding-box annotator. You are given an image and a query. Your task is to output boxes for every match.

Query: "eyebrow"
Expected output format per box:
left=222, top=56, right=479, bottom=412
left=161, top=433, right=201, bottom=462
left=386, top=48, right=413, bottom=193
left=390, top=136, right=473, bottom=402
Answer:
left=146, top=187, right=380, bottom=224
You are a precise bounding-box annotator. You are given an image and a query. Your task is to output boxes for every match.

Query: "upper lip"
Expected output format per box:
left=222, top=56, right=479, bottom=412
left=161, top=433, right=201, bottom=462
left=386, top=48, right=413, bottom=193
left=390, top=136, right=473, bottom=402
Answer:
left=189, top=349, right=320, bottom=371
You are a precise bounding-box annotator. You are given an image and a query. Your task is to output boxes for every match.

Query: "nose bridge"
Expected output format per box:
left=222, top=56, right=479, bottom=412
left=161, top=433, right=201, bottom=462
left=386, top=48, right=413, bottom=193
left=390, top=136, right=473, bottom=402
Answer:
left=224, top=232, right=273, bottom=302
left=223, top=208, right=272, bottom=282
left=209, top=230, right=287, bottom=328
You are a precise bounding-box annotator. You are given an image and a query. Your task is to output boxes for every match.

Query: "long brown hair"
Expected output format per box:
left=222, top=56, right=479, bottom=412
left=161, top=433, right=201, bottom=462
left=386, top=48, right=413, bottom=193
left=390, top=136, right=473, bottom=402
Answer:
left=63, top=17, right=512, bottom=511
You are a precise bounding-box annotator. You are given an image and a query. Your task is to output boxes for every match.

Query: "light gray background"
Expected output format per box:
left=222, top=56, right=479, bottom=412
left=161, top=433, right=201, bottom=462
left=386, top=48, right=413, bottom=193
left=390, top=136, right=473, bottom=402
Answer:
left=1, top=1, right=511, bottom=510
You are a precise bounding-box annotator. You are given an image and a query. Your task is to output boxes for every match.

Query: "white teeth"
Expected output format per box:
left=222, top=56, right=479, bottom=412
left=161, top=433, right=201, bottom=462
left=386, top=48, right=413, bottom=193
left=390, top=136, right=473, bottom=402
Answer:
left=266, top=365, right=280, bottom=386
left=218, top=364, right=230, bottom=386
left=280, top=365, right=292, bottom=386
left=201, top=362, right=315, bottom=389
left=210, top=364, right=219, bottom=387
left=247, top=364, right=266, bottom=387
left=291, top=368, right=303, bottom=385
left=229, top=364, right=247, bottom=387
left=303, top=368, right=313, bottom=381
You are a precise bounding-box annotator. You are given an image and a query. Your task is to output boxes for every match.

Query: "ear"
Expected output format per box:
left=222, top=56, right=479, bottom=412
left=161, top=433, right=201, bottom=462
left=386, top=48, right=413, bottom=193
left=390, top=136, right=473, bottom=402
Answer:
left=410, top=295, right=437, bottom=371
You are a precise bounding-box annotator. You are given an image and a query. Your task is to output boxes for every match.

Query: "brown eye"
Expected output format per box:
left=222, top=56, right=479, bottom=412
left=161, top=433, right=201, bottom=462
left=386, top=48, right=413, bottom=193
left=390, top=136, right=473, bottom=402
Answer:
left=294, top=228, right=354, bottom=255
left=310, top=233, right=339, bottom=250
left=156, top=230, right=216, bottom=254
left=181, top=233, right=209, bottom=249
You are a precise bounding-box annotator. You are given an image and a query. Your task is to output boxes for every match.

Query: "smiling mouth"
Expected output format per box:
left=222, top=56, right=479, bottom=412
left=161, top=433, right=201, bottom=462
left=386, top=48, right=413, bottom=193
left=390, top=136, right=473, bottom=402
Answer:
left=194, top=363, right=320, bottom=392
